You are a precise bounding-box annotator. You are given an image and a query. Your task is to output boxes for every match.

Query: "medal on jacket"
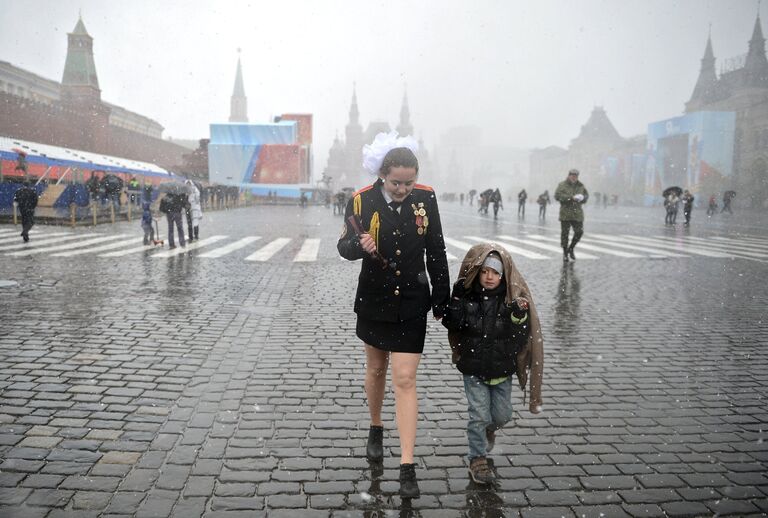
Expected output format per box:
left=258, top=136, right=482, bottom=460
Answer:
left=412, top=202, right=428, bottom=235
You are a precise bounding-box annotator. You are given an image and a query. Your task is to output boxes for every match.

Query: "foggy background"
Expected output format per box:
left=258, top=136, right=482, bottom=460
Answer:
left=0, top=0, right=758, bottom=174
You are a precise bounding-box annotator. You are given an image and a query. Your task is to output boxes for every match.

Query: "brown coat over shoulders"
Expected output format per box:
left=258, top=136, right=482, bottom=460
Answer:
left=448, top=242, right=544, bottom=413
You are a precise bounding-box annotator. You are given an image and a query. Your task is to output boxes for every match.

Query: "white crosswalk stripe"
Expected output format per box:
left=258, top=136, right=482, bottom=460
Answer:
left=496, top=234, right=599, bottom=259
left=713, top=235, right=768, bottom=247
left=198, top=236, right=262, bottom=258
left=685, top=236, right=768, bottom=254
left=52, top=238, right=146, bottom=257
left=589, top=234, right=689, bottom=258
left=0, top=233, right=81, bottom=251
left=465, top=235, right=549, bottom=259
left=0, top=229, right=21, bottom=236
left=528, top=235, right=644, bottom=258
left=643, top=235, right=767, bottom=262
left=6, top=234, right=130, bottom=257
left=0, top=230, right=59, bottom=246
left=619, top=235, right=735, bottom=258
left=294, top=238, right=321, bottom=262
left=245, top=238, right=291, bottom=261
left=99, top=244, right=156, bottom=257
left=152, top=236, right=228, bottom=258
left=444, top=237, right=473, bottom=252
left=5, top=230, right=766, bottom=263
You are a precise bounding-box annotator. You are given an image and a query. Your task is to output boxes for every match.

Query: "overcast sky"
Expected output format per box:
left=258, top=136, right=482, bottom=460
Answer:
left=0, top=0, right=761, bottom=172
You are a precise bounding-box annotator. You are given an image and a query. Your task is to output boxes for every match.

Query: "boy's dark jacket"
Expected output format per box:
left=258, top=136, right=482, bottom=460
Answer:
left=446, top=243, right=544, bottom=413
left=442, top=280, right=530, bottom=381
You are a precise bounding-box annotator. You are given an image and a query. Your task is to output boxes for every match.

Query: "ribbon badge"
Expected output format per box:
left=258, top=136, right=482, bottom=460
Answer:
left=412, top=202, right=429, bottom=235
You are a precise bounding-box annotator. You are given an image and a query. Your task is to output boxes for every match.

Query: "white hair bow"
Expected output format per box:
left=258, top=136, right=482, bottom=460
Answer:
left=362, top=131, right=419, bottom=175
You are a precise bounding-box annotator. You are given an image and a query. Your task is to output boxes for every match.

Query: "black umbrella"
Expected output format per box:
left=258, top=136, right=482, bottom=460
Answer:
left=481, top=188, right=494, bottom=197
left=662, top=186, right=683, bottom=197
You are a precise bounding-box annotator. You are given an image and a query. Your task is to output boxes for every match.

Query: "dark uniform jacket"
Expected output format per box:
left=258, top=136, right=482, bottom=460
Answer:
left=337, top=179, right=450, bottom=323
left=442, top=281, right=530, bottom=380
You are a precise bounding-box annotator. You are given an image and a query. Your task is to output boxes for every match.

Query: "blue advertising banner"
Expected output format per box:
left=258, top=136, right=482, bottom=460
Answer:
left=645, top=111, right=735, bottom=205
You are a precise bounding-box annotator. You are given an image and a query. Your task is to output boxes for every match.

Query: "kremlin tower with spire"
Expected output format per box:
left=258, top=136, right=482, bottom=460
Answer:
left=325, top=85, right=431, bottom=189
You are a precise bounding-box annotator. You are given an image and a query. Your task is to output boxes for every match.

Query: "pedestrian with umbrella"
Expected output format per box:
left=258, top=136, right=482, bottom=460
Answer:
left=102, top=173, right=124, bottom=208
left=663, top=186, right=682, bottom=226
left=158, top=183, right=186, bottom=249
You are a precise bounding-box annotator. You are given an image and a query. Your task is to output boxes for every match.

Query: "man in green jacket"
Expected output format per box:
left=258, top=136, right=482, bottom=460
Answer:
left=554, top=169, right=589, bottom=262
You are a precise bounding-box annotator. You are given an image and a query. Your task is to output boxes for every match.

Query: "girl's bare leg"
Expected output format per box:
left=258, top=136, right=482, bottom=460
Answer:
left=390, top=352, right=421, bottom=464
left=365, top=344, right=389, bottom=426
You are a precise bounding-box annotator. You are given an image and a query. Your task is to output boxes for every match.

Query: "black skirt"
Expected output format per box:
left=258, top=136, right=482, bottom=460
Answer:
left=356, top=314, right=428, bottom=354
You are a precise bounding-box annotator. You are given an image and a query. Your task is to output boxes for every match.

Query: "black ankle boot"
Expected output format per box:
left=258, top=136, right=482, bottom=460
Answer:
left=399, top=463, right=420, bottom=499
left=366, top=425, right=383, bottom=461
left=563, top=248, right=569, bottom=262
left=568, top=246, right=576, bottom=260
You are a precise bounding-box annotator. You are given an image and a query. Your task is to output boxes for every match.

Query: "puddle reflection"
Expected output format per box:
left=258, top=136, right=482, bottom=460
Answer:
left=553, top=262, right=581, bottom=340
left=360, top=461, right=418, bottom=518
left=466, top=485, right=506, bottom=518
left=465, top=458, right=506, bottom=518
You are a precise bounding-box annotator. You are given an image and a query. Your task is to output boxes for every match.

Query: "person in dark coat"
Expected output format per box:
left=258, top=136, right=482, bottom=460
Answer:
left=721, top=191, right=734, bottom=214
left=13, top=181, right=38, bottom=242
left=681, top=190, right=695, bottom=226
left=491, top=188, right=503, bottom=219
left=338, top=138, right=450, bottom=499
left=159, top=193, right=185, bottom=249
left=537, top=190, right=550, bottom=219
left=517, top=189, right=527, bottom=217
left=86, top=173, right=101, bottom=203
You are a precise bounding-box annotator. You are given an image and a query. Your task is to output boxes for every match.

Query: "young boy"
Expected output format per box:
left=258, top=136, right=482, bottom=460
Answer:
left=141, top=200, right=155, bottom=245
left=442, top=243, right=543, bottom=485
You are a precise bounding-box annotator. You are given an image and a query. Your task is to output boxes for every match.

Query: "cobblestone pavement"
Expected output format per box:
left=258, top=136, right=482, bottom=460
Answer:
left=0, top=202, right=766, bottom=517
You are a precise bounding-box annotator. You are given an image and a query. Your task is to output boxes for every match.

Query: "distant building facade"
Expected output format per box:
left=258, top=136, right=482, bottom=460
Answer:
left=530, top=14, right=768, bottom=208
left=0, top=15, right=190, bottom=172
left=685, top=14, right=768, bottom=208
left=529, top=106, right=646, bottom=203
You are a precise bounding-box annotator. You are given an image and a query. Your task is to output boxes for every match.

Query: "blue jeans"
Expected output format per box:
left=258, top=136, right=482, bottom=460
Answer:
left=166, top=211, right=185, bottom=248
left=463, top=375, right=514, bottom=459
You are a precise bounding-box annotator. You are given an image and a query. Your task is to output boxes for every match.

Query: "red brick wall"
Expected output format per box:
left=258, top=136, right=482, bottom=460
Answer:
left=0, top=92, right=188, bottom=171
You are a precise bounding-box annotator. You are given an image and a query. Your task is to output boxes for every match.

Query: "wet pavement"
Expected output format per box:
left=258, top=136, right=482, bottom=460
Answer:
left=0, top=202, right=766, bottom=517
